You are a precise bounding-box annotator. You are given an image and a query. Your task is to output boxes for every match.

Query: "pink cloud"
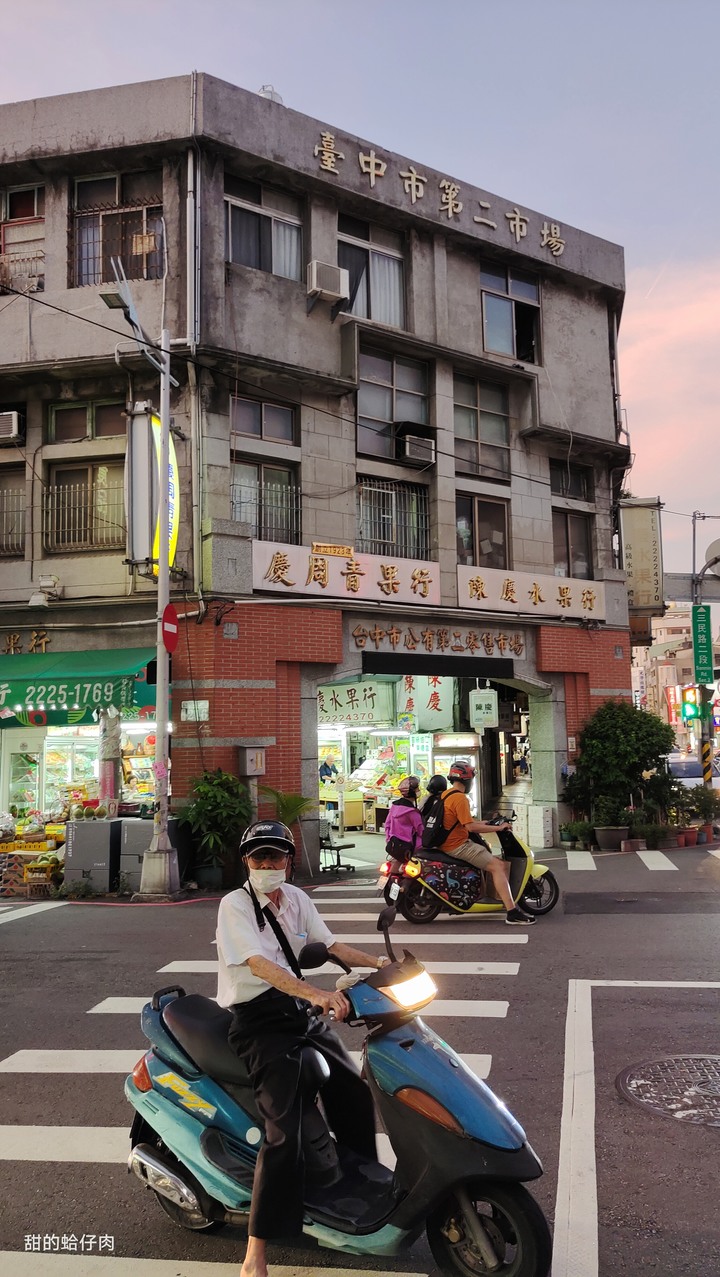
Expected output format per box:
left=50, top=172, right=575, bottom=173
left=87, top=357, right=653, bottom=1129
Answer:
left=620, top=262, right=720, bottom=572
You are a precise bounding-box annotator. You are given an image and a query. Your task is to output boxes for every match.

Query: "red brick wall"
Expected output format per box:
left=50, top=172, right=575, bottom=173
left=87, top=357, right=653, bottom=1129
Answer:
left=536, top=626, right=632, bottom=760
left=170, top=604, right=343, bottom=800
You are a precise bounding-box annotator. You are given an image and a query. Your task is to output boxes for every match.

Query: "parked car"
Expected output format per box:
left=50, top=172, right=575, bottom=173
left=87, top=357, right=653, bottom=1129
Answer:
left=667, top=754, right=720, bottom=790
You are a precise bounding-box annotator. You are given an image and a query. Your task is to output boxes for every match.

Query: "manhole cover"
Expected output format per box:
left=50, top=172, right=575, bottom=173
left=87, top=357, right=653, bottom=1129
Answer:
left=616, top=1056, right=720, bottom=1125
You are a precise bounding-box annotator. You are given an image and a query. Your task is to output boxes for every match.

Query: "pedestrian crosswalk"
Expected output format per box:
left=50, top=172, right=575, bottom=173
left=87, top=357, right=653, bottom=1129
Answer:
left=560, top=847, right=705, bottom=871
left=0, top=878, right=528, bottom=1273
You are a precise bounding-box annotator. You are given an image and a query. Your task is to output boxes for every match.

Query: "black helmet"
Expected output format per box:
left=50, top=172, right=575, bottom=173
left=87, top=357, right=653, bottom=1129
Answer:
left=426, top=774, right=448, bottom=795
left=240, top=820, right=295, bottom=857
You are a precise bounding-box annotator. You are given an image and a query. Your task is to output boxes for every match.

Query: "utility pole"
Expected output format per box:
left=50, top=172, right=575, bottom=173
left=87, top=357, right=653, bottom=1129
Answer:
left=101, top=264, right=183, bottom=898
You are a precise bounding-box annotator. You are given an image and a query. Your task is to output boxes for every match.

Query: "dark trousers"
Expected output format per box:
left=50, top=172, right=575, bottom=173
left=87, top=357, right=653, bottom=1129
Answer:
left=229, top=990, right=376, bottom=1240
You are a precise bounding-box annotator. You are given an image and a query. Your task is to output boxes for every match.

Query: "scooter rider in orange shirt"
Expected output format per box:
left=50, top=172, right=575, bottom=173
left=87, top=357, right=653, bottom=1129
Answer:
left=438, top=761, right=535, bottom=926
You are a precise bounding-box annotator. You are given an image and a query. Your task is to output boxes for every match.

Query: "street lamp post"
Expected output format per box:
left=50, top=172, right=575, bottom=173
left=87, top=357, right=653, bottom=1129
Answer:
left=102, top=265, right=182, bottom=898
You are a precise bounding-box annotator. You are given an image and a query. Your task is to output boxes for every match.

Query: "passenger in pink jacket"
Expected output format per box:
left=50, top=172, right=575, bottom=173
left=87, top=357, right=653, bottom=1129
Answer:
left=383, top=775, right=424, bottom=857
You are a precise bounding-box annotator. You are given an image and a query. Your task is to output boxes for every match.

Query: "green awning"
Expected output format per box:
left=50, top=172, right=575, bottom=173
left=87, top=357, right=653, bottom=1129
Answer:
left=0, top=647, right=156, bottom=726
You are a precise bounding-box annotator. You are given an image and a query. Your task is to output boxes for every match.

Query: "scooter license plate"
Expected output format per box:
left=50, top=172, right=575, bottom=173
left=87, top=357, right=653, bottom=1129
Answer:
left=388, top=879, right=400, bottom=902
left=376, top=874, right=388, bottom=889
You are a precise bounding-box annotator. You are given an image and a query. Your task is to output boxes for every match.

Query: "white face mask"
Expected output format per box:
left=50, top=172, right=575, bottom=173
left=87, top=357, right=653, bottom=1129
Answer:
left=248, top=867, right=287, bottom=894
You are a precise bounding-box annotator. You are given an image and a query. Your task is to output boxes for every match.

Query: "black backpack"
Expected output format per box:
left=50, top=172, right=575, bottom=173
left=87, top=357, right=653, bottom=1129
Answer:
left=421, top=791, right=459, bottom=851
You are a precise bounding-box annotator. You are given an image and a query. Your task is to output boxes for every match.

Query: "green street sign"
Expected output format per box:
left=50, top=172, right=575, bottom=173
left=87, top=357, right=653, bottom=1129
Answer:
left=692, top=604, right=713, bottom=685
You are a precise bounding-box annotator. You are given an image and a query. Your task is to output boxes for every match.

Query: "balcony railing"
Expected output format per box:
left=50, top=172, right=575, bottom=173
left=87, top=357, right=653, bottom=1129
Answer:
left=42, top=480, right=126, bottom=552
left=0, top=249, right=45, bottom=293
left=0, top=489, right=25, bottom=555
left=70, top=201, right=163, bottom=287
left=230, top=481, right=301, bottom=544
left=356, top=478, right=430, bottom=560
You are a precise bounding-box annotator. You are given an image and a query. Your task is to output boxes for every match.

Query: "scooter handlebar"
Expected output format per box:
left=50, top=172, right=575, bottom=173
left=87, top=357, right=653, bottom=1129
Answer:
left=309, top=1004, right=336, bottom=1021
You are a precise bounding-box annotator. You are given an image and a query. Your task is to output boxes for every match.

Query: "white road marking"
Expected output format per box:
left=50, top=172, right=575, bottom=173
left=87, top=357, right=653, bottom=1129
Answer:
left=636, top=849, right=678, bottom=871
left=313, top=883, right=381, bottom=892
left=318, top=932, right=529, bottom=944
left=707, top=849, right=720, bottom=862
left=552, top=978, right=720, bottom=1277
left=564, top=850, right=596, bottom=870
left=0, top=1050, right=140, bottom=1073
left=0, top=1125, right=128, bottom=1161
left=157, top=959, right=520, bottom=976
left=0, top=901, right=65, bottom=925
left=0, top=1254, right=431, bottom=1277
left=0, top=904, right=13, bottom=911
left=87, top=997, right=508, bottom=1019
left=313, top=898, right=381, bottom=905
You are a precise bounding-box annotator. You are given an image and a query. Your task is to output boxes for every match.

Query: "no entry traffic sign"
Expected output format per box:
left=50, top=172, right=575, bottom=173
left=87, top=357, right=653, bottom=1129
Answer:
left=161, top=603, right=179, bottom=653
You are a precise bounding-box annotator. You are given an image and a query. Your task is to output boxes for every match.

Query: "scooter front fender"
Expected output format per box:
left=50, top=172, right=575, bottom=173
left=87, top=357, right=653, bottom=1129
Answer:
left=532, top=862, right=550, bottom=879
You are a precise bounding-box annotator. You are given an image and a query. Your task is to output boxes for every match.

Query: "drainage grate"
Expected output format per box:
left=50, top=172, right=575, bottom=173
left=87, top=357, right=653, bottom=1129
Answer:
left=616, top=1056, right=720, bottom=1125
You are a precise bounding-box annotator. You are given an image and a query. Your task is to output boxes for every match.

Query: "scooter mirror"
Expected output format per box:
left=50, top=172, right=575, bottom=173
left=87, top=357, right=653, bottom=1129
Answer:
left=376, top=905, right=397, bottom=963
left=298, top=942, right=329, bottom=970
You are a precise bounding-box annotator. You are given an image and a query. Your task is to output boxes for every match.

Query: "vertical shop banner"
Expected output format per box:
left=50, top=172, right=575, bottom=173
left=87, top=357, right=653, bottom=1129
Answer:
left=618, top=499, right=664, bottom=616
left=396, top=675, right=453, bottom=731
left=317, top=679, right=394, bottom=725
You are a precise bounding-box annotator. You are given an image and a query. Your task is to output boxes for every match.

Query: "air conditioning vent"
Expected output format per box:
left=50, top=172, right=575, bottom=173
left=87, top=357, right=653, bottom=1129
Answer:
left=0, top=411, right=22, bottom=444
left=400, top=435, right=435, bottom=466
left=307, top=260, right=350, bottom=303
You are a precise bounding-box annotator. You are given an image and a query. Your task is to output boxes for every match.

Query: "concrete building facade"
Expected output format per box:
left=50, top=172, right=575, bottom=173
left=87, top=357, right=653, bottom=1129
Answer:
left=0, top=73, right=632, bottom=858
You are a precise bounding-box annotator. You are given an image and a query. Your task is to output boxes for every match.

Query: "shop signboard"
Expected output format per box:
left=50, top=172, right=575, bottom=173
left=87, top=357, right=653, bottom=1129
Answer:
left=125, top=409, right=180, bottom=577
left=317, top=679, right=394, bottom=725
left=692, top=604, right=713, bottom=685
left=350, top=619, right=527, bottom=658
left=253, top=541, right=440, bottom=606
left=618, top=499, right=664, bottom=616
left=469, top=689, right=499, bottom=729
left=457, top=564, right=606, bottom=622
left=396, top=674, right=453, bottom=731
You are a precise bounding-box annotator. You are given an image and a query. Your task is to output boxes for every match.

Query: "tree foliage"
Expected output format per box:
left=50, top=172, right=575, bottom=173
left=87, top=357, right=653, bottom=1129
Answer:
left=178, top=769, right=253, bottom=866
left=564, top=701, right=675, bottom=820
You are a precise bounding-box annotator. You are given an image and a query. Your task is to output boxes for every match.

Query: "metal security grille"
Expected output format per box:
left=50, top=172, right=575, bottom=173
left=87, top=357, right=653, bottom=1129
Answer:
left=356, top=478, right=429, bottom=559
left=42, top=478, right=126, bottom=552
left=70, top=201, right=163, bottom=287
left=230, top=480, right=301, bottom=543
left=0, top=488, right=25, bottom=555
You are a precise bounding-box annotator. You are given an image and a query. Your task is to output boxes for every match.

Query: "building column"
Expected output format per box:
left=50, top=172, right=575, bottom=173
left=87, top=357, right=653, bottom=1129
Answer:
left=527, top=674, right=567, bottom=847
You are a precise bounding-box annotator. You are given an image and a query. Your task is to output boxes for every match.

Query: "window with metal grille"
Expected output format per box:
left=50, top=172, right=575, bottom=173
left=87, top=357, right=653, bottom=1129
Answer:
left=231, top=460, right=300, bottom=543
left=338, top=214, right=405, bottom=328
left=456, top=495, right=509, bottom=569
left=1, top=184, right=45, bottom=291
left=480, top=261, right=540, bottom=364
left=225, top=175, right=302, bottom=281
left=358, top=347, right=429, bottom=460
left=0, top=467, right=25, bottom=556
left=454, top=374, right=510, bottom=481
left=356, top=477, right=430, bottom=560
left=44, top=463, right=125, bottom=552
left=71, top=172, right=163, bottom=287
left=552, top=509, right=593, bottom=579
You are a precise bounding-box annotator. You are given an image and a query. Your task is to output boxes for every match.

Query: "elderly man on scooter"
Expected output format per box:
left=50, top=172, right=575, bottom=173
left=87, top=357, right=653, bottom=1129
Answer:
left=439, top=761, right=535, bottom=926
left=216, top=819, right=389, bottom=1277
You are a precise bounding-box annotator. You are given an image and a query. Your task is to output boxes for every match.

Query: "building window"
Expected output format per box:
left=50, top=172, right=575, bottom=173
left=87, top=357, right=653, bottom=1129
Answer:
left=50, top=401, right=126, bottom=444
left=230, top=396, right=294, bottom=444
left=0, top=467, right=26, bottom=556
left=1, top=185, right=45, bottom=291
left=358, top=348, right=428, bottom=460
left=43, top=463, right=125, bottom=552
left=480, top=261, right=540, bottom=363
left=357, top=477, right=430, bottom=560
left=231, top=460, right=300, bottom=543
left=549, top=459, right=594, bottom=502
left=456, top=495, right=509, bottom=569
left=553, top=509, right=593, bottom=579
left=224, top=176, right=302, bottom=281
left=454, top=374, right=510, bottom=481
left=71, top=171, right=163, bottom=287
left=338, top=214, right=404, bottom=328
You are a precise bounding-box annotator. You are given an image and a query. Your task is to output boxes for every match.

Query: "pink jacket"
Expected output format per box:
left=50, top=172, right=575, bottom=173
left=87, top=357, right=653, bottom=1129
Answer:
left=384, top=798, right=424, bottom=851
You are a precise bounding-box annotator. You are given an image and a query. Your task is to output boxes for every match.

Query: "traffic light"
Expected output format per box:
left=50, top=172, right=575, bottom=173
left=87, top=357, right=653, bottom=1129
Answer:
left=681, top=686, right=700, bottom=720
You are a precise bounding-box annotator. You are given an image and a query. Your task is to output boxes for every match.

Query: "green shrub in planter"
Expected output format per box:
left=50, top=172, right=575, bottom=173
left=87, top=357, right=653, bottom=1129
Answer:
left=178, top=769, right=253, bottom=876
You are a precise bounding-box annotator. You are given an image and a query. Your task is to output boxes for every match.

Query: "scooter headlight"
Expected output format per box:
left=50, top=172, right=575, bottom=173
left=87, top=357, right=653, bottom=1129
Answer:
left=379, top=969, right=437, bottom=1010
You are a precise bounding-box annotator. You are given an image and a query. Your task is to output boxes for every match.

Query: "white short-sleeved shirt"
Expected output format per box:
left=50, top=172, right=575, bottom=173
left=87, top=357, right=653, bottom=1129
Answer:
left=215, top=883, right=335, bottom=1008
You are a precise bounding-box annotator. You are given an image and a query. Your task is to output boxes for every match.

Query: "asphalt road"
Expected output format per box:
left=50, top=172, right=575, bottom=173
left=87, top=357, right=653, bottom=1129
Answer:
left=1, top=845, right=720, bottom=1277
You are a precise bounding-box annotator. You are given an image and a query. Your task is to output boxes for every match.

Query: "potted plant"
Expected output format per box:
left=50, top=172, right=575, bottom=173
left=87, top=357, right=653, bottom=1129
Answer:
left=178, top=769, right=253, bottom=890
left=559, top=823, right=576, bottom=847
left=690, top=785, right=720, bottom=841
left=592, top=798, right=632, bottom=852
left=572, top=820, right=596, bottom=849
left=258, top=785, right=317, bottom=872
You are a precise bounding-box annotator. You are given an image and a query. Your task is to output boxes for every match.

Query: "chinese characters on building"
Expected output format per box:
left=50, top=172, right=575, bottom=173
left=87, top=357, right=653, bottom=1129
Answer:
left=254, top=542, right=441, bottom=606
left=351, top=622, right=525, bottom=658
left=312, top=131, right=566, bottom=257
left=458, top=565, right=606, bottom=622
left=3, top=631, right=51, bottom=654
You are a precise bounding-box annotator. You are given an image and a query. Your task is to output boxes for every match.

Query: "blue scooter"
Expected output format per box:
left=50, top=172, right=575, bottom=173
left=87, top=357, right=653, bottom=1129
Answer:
left=125, top=907, right=552, bottom=1276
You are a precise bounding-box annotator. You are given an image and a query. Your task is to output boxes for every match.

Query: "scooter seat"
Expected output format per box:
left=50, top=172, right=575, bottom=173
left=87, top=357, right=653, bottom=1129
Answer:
left=162, top=994, right=253, bottom=1086
left=416, top=849, right=475, bottom=867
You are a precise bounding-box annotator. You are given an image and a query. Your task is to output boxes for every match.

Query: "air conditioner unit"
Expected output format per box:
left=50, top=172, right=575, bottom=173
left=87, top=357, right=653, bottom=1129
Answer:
left=307, top=260, right=350, bottom=303
left=0, top=411, right=22, bottom=444
left=401, top=434, right=436, bottom=466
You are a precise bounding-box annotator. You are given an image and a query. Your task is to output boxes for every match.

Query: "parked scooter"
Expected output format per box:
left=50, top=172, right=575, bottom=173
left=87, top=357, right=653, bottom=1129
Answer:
left=125, top=907, right=552, bottom=1275
left=379, top=815, right=560, bottom=924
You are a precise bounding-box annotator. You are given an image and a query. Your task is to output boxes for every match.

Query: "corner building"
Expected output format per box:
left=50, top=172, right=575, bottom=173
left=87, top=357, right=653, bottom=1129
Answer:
left=0, top=74, right=631, bottom=862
